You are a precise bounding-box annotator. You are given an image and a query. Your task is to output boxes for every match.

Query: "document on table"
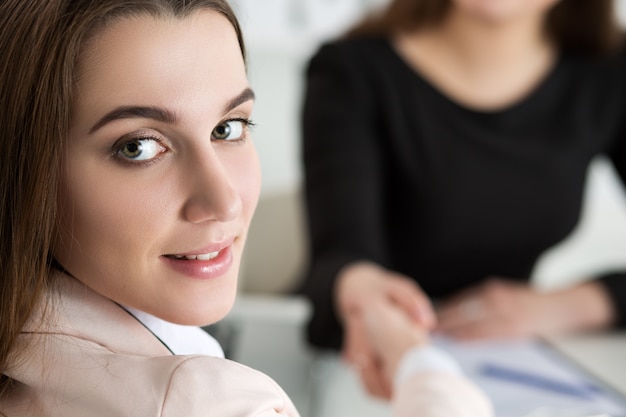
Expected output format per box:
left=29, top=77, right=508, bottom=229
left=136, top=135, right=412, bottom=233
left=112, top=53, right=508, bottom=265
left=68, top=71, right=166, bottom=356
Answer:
left=434, top=336, right=626, bottom=417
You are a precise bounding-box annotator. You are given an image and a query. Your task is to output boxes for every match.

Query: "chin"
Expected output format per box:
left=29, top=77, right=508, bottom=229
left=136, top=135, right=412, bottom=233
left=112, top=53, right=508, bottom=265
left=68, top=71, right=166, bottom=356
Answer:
left=186, top=287, right=238, bottom=327
left=164, top=304, right=233, bottom=327
left=202, top=300, right=235, bottom=326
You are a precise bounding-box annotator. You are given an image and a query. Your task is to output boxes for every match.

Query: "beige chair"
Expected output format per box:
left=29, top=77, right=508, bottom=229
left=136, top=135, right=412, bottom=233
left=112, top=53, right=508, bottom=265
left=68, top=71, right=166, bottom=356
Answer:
left=239, top=187, right=309, bottom=294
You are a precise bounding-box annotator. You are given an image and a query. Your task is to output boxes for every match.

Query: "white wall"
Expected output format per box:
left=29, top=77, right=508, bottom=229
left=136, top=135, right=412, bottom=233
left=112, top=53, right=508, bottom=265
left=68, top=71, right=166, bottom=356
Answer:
left=233, top=0, right=626, bottom=293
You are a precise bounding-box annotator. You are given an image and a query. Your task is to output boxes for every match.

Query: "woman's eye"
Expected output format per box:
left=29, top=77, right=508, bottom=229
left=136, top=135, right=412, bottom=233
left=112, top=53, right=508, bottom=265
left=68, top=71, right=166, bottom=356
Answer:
left=212, top=119, right=247, bottom=141
left=117, top=138, right=165, bottom=161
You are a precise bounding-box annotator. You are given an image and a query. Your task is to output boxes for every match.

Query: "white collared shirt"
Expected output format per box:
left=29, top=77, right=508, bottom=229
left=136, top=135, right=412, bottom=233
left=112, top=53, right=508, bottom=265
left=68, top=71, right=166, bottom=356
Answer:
left=124, top=307, right=224, bottom=357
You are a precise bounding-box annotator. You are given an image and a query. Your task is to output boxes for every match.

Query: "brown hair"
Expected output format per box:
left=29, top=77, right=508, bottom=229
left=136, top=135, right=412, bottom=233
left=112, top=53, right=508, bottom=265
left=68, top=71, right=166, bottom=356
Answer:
left=348, top=0, right=623, bottom=56
left=0, top=0, right=244, bottom=397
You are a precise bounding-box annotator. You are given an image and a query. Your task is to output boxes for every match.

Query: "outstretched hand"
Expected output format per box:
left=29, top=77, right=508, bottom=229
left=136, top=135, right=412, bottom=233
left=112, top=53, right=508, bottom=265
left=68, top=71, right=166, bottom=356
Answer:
left=361, top=298, right=429, bottom=384
left=335, top=262, right=435, bottom=398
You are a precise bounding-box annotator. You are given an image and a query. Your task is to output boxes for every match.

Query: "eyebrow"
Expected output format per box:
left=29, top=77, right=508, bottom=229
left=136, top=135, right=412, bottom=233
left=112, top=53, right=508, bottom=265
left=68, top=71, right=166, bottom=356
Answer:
left=89, top=87, right=256, bottom=134
left=223, top=87, right=255, bottom=114
left=89, top=106, right=177, bottom=134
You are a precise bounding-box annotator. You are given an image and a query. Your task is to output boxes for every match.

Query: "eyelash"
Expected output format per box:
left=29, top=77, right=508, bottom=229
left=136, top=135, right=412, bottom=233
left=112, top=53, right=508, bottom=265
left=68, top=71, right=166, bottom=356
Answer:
left=110, top=118, right=256, bottom=166
left=111, top=136, right=165, bottom=166
left=214, top=118, right=256, bottom=143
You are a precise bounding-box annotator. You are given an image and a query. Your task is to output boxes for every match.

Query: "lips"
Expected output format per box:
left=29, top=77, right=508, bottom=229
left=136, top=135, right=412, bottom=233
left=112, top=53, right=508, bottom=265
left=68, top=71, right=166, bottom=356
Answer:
left=164, top=237, right=234, bottom=261
left=162, top=243, right=234, bottom=280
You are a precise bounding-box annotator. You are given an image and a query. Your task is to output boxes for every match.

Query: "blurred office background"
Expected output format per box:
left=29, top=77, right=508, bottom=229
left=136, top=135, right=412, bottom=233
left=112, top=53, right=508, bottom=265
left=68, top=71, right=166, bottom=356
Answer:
left=214, top=1, right=626, bottom=415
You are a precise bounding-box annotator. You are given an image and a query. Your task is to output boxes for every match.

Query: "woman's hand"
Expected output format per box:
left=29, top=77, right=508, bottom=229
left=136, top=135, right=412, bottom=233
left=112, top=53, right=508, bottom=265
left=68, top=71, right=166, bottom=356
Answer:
left=335, top=262, right=435, bottom=398
left=362, top=299, right=429, bottom=384
left=436, top=278, right=615, bottom=340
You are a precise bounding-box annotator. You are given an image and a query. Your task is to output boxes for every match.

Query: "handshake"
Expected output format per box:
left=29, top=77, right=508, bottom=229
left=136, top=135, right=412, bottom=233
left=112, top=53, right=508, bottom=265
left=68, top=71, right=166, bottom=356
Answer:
left=348, top=299, right=493, bottom=417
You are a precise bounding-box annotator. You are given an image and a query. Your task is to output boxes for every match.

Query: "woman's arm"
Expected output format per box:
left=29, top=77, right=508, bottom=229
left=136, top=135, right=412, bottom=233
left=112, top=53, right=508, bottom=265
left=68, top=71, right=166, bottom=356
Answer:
left=299, top=41, right=435, bottom=397
left=300, top=41, right=392, bottom=349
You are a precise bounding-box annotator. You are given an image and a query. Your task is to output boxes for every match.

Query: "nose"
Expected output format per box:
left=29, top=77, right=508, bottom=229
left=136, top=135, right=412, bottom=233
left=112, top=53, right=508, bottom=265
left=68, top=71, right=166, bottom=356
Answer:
left=182, top=151, right=243, bottom=224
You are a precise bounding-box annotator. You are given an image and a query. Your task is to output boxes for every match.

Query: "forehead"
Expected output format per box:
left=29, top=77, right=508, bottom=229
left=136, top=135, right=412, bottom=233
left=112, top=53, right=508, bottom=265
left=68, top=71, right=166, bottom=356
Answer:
left=73, top=10, right=247, bottom=120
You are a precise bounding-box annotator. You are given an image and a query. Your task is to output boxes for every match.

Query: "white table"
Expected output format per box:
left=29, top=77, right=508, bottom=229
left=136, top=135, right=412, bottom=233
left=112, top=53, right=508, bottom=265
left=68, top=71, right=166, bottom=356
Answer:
left=546, top=333, right=626, bottom=398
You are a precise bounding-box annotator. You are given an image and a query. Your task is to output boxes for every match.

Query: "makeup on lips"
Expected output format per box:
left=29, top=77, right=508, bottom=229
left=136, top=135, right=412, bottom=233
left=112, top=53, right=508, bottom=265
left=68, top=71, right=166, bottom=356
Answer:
left=162, top=241, right=235, bottom=280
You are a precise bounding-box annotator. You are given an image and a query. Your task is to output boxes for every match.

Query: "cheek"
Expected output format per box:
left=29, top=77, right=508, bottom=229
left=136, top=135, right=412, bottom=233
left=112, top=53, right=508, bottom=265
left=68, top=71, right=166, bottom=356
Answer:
left=232, top=147, right=262, bottom=225
left=55, top=161, right=168, bottom=265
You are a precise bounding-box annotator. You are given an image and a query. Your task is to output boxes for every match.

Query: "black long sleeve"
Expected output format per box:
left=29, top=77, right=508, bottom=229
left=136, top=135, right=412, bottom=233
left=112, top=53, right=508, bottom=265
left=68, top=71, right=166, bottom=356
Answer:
left=299, top=37, right=626, bottom=350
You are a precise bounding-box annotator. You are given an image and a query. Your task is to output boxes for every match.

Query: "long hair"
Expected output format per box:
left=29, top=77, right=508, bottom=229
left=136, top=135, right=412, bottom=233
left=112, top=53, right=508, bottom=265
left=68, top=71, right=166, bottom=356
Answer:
left=348, top=0, right=623, bottom=56
left=0, top=0, right=245, bottom=396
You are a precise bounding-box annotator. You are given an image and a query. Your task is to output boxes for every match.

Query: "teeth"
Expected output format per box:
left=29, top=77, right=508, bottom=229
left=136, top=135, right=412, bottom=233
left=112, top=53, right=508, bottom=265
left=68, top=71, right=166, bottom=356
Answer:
left=183, top=251, right=219, bottom=261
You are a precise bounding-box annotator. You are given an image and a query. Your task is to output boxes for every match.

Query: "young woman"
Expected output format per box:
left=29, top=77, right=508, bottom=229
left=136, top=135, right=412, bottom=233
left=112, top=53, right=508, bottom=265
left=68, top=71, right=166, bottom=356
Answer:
left=0, top=0, right=491, bottom=415
left=300, top=0, right=626, bottom=397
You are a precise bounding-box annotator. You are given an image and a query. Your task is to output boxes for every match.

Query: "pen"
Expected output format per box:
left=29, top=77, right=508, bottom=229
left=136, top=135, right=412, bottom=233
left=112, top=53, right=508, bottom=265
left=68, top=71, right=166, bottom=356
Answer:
left=480, top=362, right=592, bottom=401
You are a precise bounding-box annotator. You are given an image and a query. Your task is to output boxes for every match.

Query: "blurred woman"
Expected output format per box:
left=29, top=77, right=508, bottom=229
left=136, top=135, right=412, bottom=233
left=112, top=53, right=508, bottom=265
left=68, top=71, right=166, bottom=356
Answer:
left=300, top=0, right=626, bottom=397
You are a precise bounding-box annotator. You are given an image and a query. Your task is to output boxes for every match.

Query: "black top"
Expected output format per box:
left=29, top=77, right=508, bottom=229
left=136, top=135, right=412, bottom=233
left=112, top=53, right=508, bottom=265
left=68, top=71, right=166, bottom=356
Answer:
left=298, top=36, right=626, bottom=350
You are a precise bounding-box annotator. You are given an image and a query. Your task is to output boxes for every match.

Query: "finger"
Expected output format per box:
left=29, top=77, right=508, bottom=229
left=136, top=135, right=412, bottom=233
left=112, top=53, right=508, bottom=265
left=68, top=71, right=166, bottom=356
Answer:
left=439, top=320, right=500, bottom=341
left=344, top=314, right=392, bottom=399
left=343, top=312, right=386, bottom=381
left=437, top=296, right=487, bottom=332
left=342, top=314, right=372, bottom=365
left=442, top=319, right=525, bottom=341
left=365, top=301, right=428, bottom=349
left=357, top=357, right=392, bottom=399
left=386, top=278, right=436, bottom=328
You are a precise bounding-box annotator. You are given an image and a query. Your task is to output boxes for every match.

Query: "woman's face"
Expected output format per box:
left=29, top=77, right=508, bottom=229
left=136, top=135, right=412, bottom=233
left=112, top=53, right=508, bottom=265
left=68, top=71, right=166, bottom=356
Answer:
left=451, top=0, right=560, bottom=23
left=54, top=11, right=260, bottom=326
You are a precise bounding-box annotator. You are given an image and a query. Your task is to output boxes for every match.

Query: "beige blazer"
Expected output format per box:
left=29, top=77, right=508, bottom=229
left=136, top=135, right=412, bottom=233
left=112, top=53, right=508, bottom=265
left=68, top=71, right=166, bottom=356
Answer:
left=1, top=273, right=491, bottom=417
left=1, top=274, right=300, bottom=416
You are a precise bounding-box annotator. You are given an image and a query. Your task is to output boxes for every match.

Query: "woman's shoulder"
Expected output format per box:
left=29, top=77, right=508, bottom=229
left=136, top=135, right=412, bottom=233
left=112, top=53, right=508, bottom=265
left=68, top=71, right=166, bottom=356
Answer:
left=307, top=35, right=409, bottom=90
left=3, top=274, right=300, bottom=416
left=2, top=349, right=299, bottom=417
left=161, top=355, right=299, bottom=416
left=124, top=355, right=299, bottom=416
